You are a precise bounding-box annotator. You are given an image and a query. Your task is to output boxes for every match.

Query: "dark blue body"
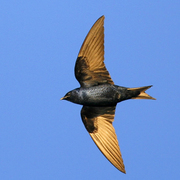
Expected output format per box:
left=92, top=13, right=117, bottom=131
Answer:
left=65, top=84, right=134, bottom=106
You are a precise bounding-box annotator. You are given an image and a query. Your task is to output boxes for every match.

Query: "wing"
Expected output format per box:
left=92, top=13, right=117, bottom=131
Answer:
left=75, top=16, right=114, bottom=87
left=81, top=106, right=126, bottom=173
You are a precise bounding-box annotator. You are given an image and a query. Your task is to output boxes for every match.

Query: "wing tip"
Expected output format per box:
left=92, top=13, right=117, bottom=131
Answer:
left=100, top=15, right=105, bottom=20
left=119, top=167, right=126, bottom=174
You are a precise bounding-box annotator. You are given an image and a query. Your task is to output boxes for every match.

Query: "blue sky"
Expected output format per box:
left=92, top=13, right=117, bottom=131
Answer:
left=1, top=1, right=180, bottom=179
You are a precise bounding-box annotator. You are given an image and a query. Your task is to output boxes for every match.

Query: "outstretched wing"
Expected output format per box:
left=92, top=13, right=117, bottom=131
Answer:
left=75, top=16, right=114, bottom=87
left=81, top=106, right=126, bottom=173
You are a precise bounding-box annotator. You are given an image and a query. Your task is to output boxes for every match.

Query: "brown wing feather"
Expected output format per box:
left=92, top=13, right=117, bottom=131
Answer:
left=75, top=16, right=114, bottom=87
left=81, top=106, right=126, bottom=173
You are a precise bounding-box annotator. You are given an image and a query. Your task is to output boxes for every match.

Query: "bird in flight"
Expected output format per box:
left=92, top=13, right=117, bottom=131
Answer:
left=61, top=15, right=155, bottom=173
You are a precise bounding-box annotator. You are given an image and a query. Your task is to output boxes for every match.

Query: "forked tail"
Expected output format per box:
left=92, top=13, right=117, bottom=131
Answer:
left=127, top=85, right=156, bottom=100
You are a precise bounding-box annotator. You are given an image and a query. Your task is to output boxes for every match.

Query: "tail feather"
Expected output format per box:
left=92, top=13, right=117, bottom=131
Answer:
left=127, top=85, right=156, bottom=100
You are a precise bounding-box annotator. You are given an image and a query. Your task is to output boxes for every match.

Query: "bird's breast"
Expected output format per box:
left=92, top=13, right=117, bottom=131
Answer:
left=78, top=84, right=120, bottom=106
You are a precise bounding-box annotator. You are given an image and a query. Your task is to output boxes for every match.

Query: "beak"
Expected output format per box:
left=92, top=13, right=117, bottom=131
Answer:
left=60, top=97, right=64, bottom=100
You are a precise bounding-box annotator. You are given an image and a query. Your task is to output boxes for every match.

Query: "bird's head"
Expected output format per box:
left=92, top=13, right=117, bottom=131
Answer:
left=61, top=88, right=80, bottom=103
left=60, top=91, right=72, bottom=101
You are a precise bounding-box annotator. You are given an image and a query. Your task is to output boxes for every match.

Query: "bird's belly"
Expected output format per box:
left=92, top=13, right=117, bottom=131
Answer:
left=79, top=85, right=118, bottom=106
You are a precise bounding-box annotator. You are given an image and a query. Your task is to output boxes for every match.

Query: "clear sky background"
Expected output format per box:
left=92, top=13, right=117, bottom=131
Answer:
left=1, top=1, right=180, bottom=179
